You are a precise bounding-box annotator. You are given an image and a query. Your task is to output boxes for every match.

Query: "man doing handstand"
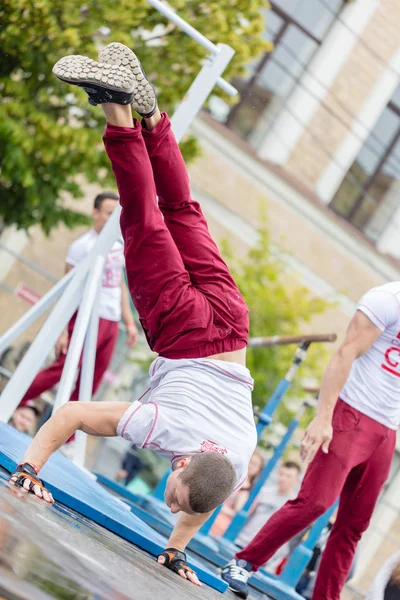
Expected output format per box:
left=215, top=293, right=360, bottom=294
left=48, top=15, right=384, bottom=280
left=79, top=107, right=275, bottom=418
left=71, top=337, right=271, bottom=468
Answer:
left=9, top=43, right=257, bottom=586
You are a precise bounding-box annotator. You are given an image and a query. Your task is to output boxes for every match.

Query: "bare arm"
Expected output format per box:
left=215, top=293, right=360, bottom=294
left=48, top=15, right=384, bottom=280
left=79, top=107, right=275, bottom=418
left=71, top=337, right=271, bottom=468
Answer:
left=301, top=311, right=382, bottom=462
left=12, top=401, right=130, bottom=500
left=121, top=279, right=137, bottom=347
left=157, top=511, right=213, bottom=586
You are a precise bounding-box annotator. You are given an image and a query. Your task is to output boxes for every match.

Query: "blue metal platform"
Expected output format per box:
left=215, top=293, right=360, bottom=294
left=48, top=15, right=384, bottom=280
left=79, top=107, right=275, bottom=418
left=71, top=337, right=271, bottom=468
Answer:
left=0, top=423, right=227, bottom=593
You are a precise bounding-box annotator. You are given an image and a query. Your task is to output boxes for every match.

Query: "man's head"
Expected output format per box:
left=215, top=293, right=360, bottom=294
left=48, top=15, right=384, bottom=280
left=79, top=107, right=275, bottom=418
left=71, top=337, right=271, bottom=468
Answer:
left=277, top=460, right=301, bottom=495
left=164, top=453, right=236, bottom=515
left=9, top=404, right=39, bottom=434
left=92, top=191, right=119, bottom=232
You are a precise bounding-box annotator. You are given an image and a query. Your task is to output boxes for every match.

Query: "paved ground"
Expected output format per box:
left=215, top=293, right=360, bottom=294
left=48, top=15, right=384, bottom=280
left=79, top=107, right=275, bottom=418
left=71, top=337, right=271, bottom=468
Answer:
left=0, top=469, right=265, bottom=600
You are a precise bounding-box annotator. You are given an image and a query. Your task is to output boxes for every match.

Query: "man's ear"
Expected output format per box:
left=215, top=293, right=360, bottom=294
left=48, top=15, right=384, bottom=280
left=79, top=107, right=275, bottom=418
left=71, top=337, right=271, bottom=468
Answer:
left=176, top=456, right=191, bottom=470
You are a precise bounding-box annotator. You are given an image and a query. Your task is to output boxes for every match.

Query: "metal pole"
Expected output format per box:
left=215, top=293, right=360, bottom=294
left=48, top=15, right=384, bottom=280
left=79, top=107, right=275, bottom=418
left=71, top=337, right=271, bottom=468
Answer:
left=72, top=278, right=102, bottom=469
left=256, top=343, right=310, bottom=436
left=0, top=275, right=85, bottom=422
left=53, top=256, right=105, bottom=412
left=146, top=0, right=237, bottom=97
left=171, top=44, right=235, bottom=142
left=223, top=404, right=307, bottom=543
left=0, top=268, right=75, bottom=354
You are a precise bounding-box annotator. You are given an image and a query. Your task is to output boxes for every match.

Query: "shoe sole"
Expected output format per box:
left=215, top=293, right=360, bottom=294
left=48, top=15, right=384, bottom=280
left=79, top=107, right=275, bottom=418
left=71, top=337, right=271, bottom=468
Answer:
left=98, top=43, right=156, bottom=116
left=227, top=587, right=248, bottom=599
left=52, top=55, right=135, bottom=95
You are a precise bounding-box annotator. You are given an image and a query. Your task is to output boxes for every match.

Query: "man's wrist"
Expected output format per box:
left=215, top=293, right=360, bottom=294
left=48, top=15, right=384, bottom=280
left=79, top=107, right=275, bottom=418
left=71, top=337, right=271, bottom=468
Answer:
left=125, top=320, right=136, bottom=327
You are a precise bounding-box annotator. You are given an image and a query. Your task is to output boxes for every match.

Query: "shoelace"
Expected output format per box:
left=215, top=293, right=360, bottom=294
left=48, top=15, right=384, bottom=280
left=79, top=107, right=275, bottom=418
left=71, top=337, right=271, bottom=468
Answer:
left=228, top=565, right=250, bottom=583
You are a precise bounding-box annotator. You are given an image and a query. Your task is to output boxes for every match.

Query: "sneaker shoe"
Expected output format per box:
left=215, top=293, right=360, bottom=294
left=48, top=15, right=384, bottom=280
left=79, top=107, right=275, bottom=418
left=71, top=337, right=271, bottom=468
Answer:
left=52, top=55, right=135, bottom=106
left=221, top=559, right=252, bottom=598
left=98, top=42, right=157, bottom=118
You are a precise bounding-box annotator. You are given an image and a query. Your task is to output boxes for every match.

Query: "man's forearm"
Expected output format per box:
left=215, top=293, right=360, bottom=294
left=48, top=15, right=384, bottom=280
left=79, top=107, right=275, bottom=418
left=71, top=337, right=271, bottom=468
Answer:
left=167, top=511, right=213, bottom=550
left=317, top=349, right=355, bottom=422
left=24, top=404, right=81, bottom=470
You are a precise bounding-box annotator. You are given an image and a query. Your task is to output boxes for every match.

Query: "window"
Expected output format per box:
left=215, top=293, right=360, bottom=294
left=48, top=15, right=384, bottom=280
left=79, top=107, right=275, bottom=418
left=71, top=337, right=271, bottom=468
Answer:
left=330, top=84, right=400, bottom=242
left=213, top=1, right=344, bottom=146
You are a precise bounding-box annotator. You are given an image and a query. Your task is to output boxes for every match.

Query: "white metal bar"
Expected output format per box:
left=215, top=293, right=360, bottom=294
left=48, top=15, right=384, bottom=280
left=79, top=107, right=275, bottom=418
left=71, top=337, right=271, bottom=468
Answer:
left=147, top=0, right=217, bottom=54
left=52, top=256, right=105, bottom=412
left=216, top=78, right=237, bottom=97
left=171, top=44, right=236, bottom=142
left=0, top=275, right=85, bottom=422
left=146, top=0, right=237, bottom=97
left=72, top=278, right=101, bottom=468
left=0, top=268, right=75, bottom=354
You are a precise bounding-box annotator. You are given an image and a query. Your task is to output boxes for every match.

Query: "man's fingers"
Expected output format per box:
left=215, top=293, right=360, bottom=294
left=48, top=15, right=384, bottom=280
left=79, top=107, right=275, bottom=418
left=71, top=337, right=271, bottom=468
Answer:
left=42, top=489, right=54, bottom=503
left=178, top=569, right=188, bottom=580
left=322, top=439, right=331, bottom=454
left=157, top=556, right=165, bottom=565
left=300, top=435, right=312, bottom=461
left=23, top=479, right=30, bottom=492
left=187, top=571, right=202, bottom=586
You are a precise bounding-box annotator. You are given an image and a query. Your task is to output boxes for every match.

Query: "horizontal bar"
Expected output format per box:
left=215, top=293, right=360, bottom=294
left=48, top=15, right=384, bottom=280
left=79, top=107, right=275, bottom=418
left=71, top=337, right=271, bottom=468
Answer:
left=216, top=77, right=237, bottom=96
left=147, top=0, right=217, bottom=54
left=0, top=242, right=58, bottom=283
left=146, top=0, right=238, bottom=96
left=249, top=333, right=337, bottom=347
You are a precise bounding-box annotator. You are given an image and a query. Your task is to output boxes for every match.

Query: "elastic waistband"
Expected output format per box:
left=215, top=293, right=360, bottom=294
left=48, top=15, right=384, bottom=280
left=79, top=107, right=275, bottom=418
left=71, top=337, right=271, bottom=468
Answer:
left=158, top=337, right=248, bottom=360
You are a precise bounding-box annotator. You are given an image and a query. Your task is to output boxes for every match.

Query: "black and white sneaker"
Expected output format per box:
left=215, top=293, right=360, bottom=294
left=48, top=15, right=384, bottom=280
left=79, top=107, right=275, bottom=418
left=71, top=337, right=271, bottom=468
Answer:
left=98, top=42, right=157, bottom=118
left=221, top=559, right=252, bottom=599
left=52, top=55, right=135, bottom=106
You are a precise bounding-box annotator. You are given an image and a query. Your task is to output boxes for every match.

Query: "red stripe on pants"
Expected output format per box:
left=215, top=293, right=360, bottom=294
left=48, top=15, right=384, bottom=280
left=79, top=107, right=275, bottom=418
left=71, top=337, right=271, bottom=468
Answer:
left=236, top=400, right=396, bottom=600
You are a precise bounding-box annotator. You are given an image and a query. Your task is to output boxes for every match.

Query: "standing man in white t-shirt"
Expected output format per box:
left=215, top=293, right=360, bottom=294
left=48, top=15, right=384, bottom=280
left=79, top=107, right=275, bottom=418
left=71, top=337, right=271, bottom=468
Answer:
left=222, top=282, right=400, bottom=600
left=19, top=192, right=137, bottom=409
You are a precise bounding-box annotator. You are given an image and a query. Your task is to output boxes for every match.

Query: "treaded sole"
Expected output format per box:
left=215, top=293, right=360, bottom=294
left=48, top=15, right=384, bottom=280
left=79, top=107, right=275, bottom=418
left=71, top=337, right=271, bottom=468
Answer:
left=52, top=55, right=135, bottom=93
left=98, top=43, right=156, bottom=116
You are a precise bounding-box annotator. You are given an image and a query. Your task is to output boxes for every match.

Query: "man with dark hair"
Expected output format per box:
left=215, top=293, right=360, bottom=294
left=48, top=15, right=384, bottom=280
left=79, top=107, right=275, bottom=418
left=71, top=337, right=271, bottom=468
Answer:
left=9, top=401, right=40, bottom=435
left=10, top=43, right=257, bottom=586
left=18, top=190, right=138, bottom=414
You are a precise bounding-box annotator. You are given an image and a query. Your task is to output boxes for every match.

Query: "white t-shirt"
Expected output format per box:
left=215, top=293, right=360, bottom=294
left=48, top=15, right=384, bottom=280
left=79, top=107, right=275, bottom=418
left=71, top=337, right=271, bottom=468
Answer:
left=66, top=229, right=125, bottom=322
left=117, top=357, right=257, bottom=488
left=340, top=282, right=400, bottom=429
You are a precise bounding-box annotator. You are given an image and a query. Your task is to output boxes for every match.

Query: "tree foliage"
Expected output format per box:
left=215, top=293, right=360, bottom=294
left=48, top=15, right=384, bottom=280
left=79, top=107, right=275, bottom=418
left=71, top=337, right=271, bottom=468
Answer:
left=0, top=0, right=270, bottom=233
left=222, top=218, right=332, bottom=430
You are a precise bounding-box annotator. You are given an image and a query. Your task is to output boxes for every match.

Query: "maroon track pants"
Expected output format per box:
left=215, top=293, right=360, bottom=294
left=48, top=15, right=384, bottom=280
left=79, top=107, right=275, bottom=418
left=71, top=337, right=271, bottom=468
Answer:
left=236, top=400, right=396, bottom=600
left=20, top=315, right=119, bottom=403
left=102, top=113, right=249, bottom=359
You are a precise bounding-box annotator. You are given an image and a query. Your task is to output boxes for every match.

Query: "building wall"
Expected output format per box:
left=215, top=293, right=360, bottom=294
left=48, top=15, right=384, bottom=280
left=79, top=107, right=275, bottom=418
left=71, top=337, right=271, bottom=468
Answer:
left=282, top=0, right=400, bottom=190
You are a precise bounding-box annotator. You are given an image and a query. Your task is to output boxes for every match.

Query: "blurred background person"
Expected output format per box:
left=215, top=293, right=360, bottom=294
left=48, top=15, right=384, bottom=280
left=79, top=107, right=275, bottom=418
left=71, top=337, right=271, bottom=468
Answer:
left=115, top=444, right=143, bottom=486
left=8, top=400, right=40, bottom=435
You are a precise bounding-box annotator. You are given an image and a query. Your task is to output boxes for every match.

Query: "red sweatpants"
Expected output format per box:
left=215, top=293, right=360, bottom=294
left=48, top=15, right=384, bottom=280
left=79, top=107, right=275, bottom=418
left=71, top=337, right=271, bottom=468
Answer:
left=103, top=114, right=248, bottom=359
left=236, top=400, right=396, bottom=600
left=20, top=315, right=119, bottom=404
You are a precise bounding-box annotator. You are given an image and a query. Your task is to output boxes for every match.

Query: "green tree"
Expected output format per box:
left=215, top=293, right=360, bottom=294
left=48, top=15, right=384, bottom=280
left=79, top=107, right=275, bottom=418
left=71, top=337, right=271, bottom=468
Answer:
left=222, top=217, right=332, bottom=432
left=0, top=0, right=270, bottom=234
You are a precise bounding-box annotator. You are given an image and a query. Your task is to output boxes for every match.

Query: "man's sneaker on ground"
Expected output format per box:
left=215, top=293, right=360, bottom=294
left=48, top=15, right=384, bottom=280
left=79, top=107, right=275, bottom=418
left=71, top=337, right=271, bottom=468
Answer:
left=52, top=55, right=135, bottom=106
left=98, top=42, right=157, bottom=117
left=221, top=558, right=252, bottom=599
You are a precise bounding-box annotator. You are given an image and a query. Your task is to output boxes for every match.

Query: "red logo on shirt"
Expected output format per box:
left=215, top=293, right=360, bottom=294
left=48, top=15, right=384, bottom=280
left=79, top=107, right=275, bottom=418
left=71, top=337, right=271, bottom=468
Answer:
left=200, top=440, right=228, bottom=455
left=381, top=347, right=400, bottom=378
